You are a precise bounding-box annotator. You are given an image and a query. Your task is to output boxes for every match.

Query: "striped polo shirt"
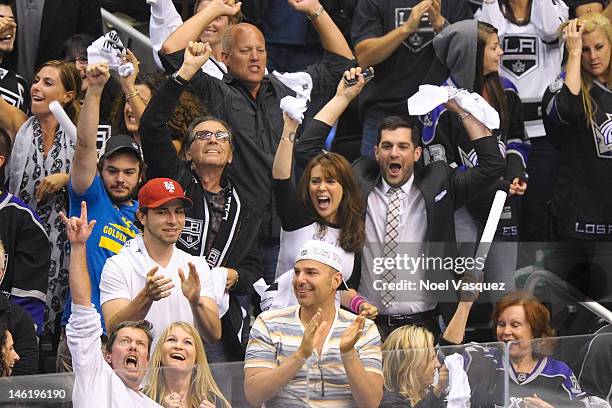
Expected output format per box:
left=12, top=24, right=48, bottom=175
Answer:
left=245, top=305, right=383, bottom=407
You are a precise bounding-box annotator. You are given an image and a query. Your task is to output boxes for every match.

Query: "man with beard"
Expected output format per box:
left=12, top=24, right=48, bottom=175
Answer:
left=57, top=63, right=144, bottom=372
left=0, top=0, right=29, bottom=115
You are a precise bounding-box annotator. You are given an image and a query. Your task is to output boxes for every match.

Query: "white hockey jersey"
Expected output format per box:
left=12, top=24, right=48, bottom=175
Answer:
left=476, top=0, right=569, bottom=138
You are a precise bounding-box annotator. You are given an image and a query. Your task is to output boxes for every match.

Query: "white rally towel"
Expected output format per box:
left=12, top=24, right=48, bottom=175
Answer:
left=87, top=30, right=135, bottom=77
left=444, top=353, right=471, bottom=408
left=407, top=85, right=500, bottom=130
left=254, top=269, right=297, bottom=312
left=280, top=95, right=308, bottom=124
left=272, top=71, right=314, bottom=100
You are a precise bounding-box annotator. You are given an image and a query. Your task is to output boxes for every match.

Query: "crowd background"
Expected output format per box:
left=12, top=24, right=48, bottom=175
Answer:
left=0, top=0, right=611, bottom=407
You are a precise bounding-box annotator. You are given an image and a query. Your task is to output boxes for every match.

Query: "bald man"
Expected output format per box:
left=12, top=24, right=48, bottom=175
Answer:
left=158, top=0, right=355, bottom=282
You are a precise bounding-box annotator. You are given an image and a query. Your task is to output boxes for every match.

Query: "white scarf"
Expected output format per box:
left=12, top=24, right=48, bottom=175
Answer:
left=8, top=116, right=74, bottom=195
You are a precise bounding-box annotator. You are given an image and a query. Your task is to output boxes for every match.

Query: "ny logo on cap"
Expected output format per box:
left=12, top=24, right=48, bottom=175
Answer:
left=164, top=181, right=176, bottom=193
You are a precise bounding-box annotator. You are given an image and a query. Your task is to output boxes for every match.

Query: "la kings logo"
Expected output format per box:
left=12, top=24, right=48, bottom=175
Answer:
left=179, top=217, right=203, bottom=249
left=591, top=113, right=612, bottom=159
left=501, top=35, right=538, bottom=79
left=395, top=8, right=434, bottom=52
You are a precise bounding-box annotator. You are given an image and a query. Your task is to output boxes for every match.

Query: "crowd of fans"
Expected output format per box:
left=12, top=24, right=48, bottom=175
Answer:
left=0, top=0, right=612, bottom=407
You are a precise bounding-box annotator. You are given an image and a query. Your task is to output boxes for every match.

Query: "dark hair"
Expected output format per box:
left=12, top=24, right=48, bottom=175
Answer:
left=297, top=152, right=365, bottom=252
left=499, top=0, right=532, bottom=25
left=0, top=0, right=15, bottom=17
left=134, top=207, right=147, bottom=231
left=106, top=320, right=154, bottom=356
left=60, top=33, right=95, bottom=62
left=0, top=127, right=11, bottom=184
left=376, top=116, right=420, bottom=146
left=111, top=72, right=207, bottom=144
left=475, top=22, right=509, bottom=134
left=0, top=319, right=9, bottom=377
left=35, top=60, right=82, bottom=122
left=492, top=291, right=556, bottom=356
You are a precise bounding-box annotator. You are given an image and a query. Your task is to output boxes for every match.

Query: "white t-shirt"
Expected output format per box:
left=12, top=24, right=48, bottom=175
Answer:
left=67, top=303, right=162, bottom=408
left=100, top=235, right=216, bottom=350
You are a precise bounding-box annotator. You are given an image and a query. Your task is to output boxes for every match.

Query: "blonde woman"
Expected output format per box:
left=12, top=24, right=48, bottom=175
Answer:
left=381, top=325, right=448, bottom=408
left=542, top=12, right=612, bottom=302
left=145, top=322, right=231, bottom=408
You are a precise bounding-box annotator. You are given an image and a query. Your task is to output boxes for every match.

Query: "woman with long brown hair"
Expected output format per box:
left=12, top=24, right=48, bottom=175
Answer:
left=270, top=69, right=376, bottom=316
left=0, top=59, right=81, bottom=335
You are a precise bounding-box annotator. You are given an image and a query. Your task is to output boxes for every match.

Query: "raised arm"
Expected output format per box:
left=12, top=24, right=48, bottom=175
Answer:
left=119, top=50, right=148, bottom=136
left=61, top=201, right=97, bottom=306
left=272, top=113, right=300, bottom=180
left=295, top=67, right=368, bottom=167
left=288, top=0, right=353, bottom=59
left=161, top=0, right=241, bottom=55
left=562, top=19, right=583, bottom=96
left=0, top=92, right=27, bottom=141
left=354, top=0, right=431, bottom=68
left=72, top=63, right=109, bottom=195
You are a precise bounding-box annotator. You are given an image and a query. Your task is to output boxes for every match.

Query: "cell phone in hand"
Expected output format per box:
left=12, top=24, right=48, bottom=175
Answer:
left=344, top=67, right=374, bottom=86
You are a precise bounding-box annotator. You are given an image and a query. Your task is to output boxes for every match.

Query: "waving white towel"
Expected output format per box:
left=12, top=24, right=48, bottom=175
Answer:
left=280, top=95, right=308, bottom=124
left=408, top=85, right=500, bottom=130
left=87, top=30, right=135, bottom=77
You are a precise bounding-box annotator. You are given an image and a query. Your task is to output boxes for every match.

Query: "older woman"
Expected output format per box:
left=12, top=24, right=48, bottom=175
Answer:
left=382, top=290, right=587, bottom=408
left=145, top=321, right=231, bottom=408
left=0, top=60, right=81, bottom=335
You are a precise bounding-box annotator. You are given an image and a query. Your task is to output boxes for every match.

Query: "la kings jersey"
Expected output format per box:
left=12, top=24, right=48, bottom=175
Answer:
left=0, top=67, right=30, bottom=114
left=420, top=77, right=529, bottom=237
left=351, top=0, right=473, bottom=117
left=458, top=344, right=585, bottom=408
left=543, top=76, right=612, bottom=240
left=476, top=0, right=568, bottom=138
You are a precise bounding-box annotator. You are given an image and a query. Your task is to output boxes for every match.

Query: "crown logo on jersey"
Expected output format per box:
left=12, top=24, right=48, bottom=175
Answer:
left=408, top=33, right=423, bottom=48
left=511, top=60, right=526, bottom=74
left=591, top=113, right=612, bottom=159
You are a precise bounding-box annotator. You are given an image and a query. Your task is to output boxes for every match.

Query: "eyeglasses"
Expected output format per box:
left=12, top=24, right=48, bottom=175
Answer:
left=193, top=130, right=230, bottom=143
left=65, top=55, right=88, bottom=64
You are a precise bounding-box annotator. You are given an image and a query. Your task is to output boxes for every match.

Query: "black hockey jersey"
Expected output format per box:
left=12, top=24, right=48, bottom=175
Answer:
left=0, top=66, right=29, bottom=114
left=543, top=75, right=612, bottom=240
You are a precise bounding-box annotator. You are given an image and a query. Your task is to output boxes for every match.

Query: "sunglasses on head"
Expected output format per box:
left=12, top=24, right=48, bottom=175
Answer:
left=193, top=130, right=230, bottom=143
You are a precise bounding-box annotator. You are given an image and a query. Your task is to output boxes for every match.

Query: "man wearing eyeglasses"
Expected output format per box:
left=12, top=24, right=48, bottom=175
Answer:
left=244, top=240, right=383, bottom=408
left=139, top=56, right=262, bottom=362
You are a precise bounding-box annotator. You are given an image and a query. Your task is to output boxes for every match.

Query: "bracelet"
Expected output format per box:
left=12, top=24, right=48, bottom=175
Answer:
left=124, top=89, right=140, bottom=101
left=282, top=131, right=297, bottom=143
left=458, top=111, right=471, bottom=121
left=349, top=295, right=367, bottom=314
left=307, top=4, right=324, bottom=20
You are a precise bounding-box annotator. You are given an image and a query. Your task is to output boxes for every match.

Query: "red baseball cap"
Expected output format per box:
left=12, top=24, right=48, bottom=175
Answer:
left=138, top=178, right=193, bottom=209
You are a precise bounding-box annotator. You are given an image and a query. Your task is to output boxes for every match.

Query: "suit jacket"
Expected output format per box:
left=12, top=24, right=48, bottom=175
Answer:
left=4, top=0, right=102, bottom=74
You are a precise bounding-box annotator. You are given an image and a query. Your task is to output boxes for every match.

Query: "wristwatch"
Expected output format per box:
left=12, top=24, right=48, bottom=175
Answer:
left=172, top=71, right=189, bottom=86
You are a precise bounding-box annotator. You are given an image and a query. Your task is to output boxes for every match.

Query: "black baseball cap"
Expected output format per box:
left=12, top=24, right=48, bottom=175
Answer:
left=102, top=135, right=143, bottom=161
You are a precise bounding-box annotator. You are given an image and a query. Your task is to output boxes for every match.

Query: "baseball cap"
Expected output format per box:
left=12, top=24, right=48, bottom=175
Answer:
left=101, top=134, right=143, bottom=160
left=138, top=178, right=193, bottom=209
